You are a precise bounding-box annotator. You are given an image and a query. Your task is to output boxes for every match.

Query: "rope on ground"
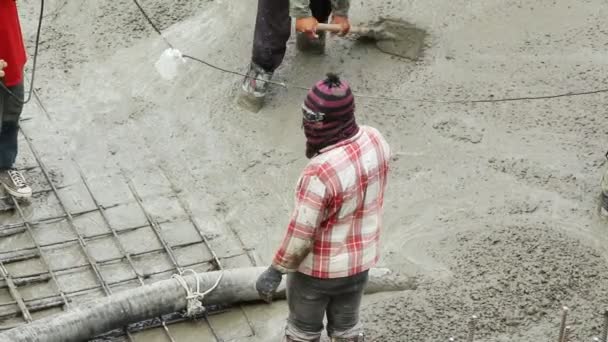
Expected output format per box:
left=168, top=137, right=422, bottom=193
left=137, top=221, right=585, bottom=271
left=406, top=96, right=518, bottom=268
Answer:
left=171, top=269, right=224, bottom=318
left=130, top=0, right=608, bottom=104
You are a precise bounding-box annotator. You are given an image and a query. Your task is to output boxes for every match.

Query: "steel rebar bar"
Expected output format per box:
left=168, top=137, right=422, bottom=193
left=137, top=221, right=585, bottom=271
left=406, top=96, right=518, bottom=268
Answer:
left=601, top=309, right=608, bottom=342
left=558, top=306, right=569, bottom=342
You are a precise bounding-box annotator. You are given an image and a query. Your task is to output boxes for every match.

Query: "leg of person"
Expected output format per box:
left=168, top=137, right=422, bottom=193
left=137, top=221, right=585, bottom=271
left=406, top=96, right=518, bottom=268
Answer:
left=0, top=83, right=31, bottom=198
left=284, top=272, right=330, bottom=341
left=251, top=0, right=292, bottom=73
left=310, top=0, right=332, bottom=23
left=239, top=0, right=291, bottom=112
left=325, top=271, right=369, bottom=342
left=296, top=0, right=332, bottom=54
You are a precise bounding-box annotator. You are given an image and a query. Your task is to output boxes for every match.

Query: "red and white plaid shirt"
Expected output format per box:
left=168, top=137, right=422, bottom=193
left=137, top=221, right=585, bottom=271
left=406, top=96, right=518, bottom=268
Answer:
left=273, top=126, right=390, bottom=278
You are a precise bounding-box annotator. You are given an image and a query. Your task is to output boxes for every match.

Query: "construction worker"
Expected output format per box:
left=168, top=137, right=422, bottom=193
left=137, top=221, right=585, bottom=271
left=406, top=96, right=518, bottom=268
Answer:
left=255, top=73, right=391, bottom=342
left=0, top=0, right=32, bottom=198
left=238, top=0, right=351, bottom=112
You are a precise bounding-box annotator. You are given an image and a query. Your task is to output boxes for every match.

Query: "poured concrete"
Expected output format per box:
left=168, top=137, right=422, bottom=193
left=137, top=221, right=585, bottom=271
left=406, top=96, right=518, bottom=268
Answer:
left=1, top=0, right=608, bottom=340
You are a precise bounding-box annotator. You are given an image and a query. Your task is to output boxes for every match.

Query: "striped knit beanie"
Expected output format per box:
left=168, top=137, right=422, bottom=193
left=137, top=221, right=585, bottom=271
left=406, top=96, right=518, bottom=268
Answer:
left=303, top=73, right=359, bottom=159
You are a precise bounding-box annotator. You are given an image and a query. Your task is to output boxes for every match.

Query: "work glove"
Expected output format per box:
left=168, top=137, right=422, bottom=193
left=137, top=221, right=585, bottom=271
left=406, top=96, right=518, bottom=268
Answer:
left=0, top=60, right=6, bottom=78
left=255, top=265, right=284, bottom=303
left=330, top=15, right=350, bottom=36
left=295, top=16, right=319, bottom=39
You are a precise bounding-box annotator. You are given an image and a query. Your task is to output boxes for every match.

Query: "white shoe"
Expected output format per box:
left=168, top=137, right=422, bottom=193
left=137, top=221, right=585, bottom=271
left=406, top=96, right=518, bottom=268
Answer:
left=0, top=169, right=32, bottom=198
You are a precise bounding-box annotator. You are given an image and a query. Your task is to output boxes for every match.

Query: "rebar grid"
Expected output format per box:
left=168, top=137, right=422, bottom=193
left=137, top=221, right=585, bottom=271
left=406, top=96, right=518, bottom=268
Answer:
left=159, top=167, right=257, bottom=337
left=0, top=205, right=117, bottom=230
left=0, top=294, right=64, bottom=320
left=124, top=176, right=222, bottom=341
left=0, top=262, right=32, bottom=323
left=0, top=258, right=216, bottom=320
left=12, top=130, right=141, bottom=341
left=22, top=132, right=113, bottom=295
left=1, top=134, right=255, bottom=341
left=0, top=241, right=235, bottom=293
left=4, top=196, right=72, bottom=317
left=0, top=222, right=165, bottom=259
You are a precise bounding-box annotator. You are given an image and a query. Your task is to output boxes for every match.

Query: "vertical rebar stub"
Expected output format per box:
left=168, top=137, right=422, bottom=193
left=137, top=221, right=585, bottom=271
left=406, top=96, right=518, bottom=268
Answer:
left=558, top=306, right=569, bottom=342
left=467, top=315, right=478, bottom=342
left=563, top=326, right=572, bottom=342
left=601, top=309, right=608, bottom=342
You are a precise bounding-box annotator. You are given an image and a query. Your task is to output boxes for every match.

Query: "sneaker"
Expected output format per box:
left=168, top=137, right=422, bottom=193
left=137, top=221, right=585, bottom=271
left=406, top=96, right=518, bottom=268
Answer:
left=0, top=169, right=32, bottom=199
left=296, top=31, right=326, bottom=54
left=237, top=62, right=273, bottom=112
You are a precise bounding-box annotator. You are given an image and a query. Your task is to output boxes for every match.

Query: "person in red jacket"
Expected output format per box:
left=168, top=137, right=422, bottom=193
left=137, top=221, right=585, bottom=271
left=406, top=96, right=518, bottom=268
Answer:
left=0, top=0, right=32, bottom=198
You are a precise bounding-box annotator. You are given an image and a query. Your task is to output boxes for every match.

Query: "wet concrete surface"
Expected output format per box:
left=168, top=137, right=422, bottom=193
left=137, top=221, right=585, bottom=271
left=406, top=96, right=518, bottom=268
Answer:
left=1, top=0, right=608, bottom=340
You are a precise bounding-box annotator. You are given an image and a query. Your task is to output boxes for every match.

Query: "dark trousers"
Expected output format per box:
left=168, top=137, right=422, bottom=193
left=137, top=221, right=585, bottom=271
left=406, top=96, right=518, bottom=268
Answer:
left=0, top=82, right=23, bottom=170
left=251, top=0, right=332, bottom=72
left=285, top=271, right=368, bottom=340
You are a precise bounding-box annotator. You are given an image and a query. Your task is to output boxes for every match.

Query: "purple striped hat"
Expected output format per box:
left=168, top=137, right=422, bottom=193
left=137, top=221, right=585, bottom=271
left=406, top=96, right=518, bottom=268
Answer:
left=304, top=73, right=355, bottom=121
left=302, top=73, right=359, bottom=159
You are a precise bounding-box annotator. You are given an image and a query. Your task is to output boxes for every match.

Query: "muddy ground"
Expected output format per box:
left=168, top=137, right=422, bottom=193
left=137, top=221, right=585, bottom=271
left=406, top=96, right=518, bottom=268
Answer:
left=2, top=0, right=608, bottom=341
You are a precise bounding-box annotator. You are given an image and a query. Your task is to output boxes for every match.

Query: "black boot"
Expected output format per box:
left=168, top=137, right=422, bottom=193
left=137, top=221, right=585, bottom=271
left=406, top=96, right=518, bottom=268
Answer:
left=237, top=62, right=274, bottom=112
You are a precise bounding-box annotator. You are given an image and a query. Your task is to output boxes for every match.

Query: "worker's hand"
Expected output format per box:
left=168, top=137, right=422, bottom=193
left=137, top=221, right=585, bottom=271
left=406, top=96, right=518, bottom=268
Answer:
left=295, top=16, right=319, bottom=39
left=0, top=60, right=7, bottom=78
left=255, top=265, right=284, bottom=304
left=330, top=15, right=350, bottom=36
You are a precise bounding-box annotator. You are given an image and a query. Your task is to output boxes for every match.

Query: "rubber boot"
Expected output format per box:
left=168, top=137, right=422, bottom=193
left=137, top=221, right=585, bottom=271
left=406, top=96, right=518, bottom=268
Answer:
left=237, top=62, right=274, bottom=112
left=296, top=31, right=326, bottom=55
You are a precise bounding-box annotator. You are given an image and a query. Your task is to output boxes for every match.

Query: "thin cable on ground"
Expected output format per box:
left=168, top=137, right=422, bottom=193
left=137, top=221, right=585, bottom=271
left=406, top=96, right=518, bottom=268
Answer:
left=353, top=86, right=608, bottom=104
left=172, top=269, right=224, bottom=318
left=131, top=0, right=174, bottom=49
left=0, top=0, right=44, bottom=104
left=181, top=54, right=293, bottom=89
left=130, top=0, right=608, bottom=105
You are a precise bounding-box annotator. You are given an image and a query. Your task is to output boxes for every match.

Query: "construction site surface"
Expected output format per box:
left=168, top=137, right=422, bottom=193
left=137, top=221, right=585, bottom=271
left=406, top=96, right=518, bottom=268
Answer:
left=1, top=0, right=608, bottom=341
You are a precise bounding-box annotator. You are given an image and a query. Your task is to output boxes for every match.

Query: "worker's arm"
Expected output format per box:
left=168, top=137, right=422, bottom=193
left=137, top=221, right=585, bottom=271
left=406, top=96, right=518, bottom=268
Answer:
left=331, top=0, right=350, bottom=17
left=0, top=60, right=6, bottom=78
left=291, top=0, right=351, bottom=35
left=291, top=0, right=318, bottom=36
left=272, top=173, right=329, bottom=272
left=290, top=0, right=313, bottom=18
left=255, top=172, right=329, bottom=303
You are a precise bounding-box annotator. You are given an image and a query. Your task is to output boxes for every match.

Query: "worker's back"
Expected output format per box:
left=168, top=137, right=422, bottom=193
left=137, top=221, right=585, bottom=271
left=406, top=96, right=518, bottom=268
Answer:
left=299, top=125, right=391, bottom=278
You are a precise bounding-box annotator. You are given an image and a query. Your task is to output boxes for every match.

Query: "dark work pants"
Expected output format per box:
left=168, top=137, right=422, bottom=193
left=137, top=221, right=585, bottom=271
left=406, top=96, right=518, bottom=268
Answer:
left=0, top=82, right=24, bottom=170
left=285, top=271, right=368, bottom=341
left=251, top=0, right=332, bottom=72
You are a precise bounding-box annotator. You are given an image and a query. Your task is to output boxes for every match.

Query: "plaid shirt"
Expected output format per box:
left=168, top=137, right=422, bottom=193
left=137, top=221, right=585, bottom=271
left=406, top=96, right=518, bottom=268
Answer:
left=273, top=126, right=390, bottom=278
